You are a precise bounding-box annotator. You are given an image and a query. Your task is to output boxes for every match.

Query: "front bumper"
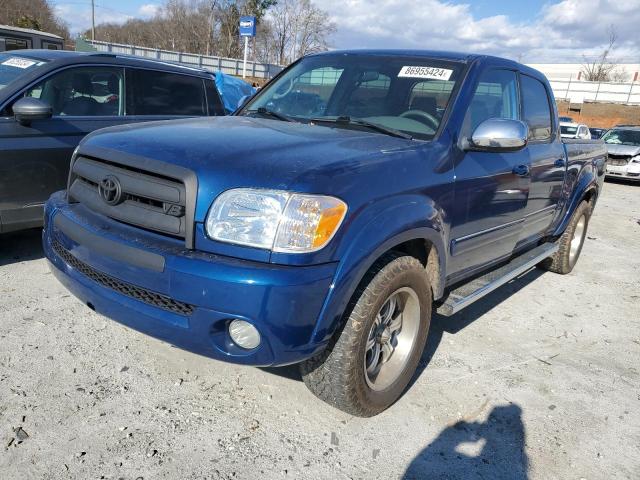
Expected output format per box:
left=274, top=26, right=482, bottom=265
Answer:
left=606, top=163, right=640, bottom=181
left=43, top=192, right=337, bottom=366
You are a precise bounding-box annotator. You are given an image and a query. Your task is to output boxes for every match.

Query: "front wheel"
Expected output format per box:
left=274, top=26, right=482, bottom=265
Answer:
left=540, top=200, right=591, bottom=274
left=300, top=253, right=431, bottom=417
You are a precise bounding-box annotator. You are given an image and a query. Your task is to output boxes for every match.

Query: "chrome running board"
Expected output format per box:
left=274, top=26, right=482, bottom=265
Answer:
left=437, top=242, right=558, bottom=316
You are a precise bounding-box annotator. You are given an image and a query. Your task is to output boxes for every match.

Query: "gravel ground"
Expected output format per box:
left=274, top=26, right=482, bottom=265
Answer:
left=1, top=180, right=639, bottom=480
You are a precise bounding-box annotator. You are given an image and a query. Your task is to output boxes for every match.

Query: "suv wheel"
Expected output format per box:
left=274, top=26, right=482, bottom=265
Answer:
left=300, top=253, right=431, bottom=417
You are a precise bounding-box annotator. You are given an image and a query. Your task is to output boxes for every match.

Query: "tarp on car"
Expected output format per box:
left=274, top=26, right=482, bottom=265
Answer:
left=215, top=71, right=256, bottom=114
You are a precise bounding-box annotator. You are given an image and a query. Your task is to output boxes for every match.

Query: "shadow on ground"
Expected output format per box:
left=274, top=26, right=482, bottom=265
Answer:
left=403, top=404, right=529, bottom=479
left=0, top=228, right=44, bottom=267
left=413, top=267, right=546, bottom=387
left=604, top=177, right=640, bottom=187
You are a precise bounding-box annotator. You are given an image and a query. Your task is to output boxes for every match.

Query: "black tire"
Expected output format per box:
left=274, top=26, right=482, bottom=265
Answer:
left=540, top=200, right=591, bottom=274
left=300, top=252, right=432, bottom=417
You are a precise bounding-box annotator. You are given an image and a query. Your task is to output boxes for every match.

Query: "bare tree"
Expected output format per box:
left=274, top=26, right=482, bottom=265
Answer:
left=83, top=0, right=334, bottom=66
left=264, top=0, right=335, bottom=64
left=610, top=67, right=629, bottom=82
left=0, top=0, right=70, bottom=40
left=581, top=26, right=620, bottom=82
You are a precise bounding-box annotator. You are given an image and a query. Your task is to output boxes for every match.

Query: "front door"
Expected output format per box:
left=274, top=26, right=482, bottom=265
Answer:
left=449, top=68, right=531, bottom=280
left=0, top=66, right=126, bottom=231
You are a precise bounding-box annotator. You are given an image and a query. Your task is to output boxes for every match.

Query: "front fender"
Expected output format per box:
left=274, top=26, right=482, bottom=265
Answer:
left=310, top=194, right=448, bottom=345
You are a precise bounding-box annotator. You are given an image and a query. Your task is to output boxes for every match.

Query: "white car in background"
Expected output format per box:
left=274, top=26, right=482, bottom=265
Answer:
left=560, top=122, right=592, bottom=139
left=602, top=126, right=640, bottom=182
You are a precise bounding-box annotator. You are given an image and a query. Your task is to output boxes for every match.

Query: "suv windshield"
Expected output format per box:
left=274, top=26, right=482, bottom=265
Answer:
left=602, top=129, right=640, bottom=146
left=240, top=55, right=464, bottom=140
left=561, top=125, right=578, bottom=135
left=0, top=54, right=47, bottom=90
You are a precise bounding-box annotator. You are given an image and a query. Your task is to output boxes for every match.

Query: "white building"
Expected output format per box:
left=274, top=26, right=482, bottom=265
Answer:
left=526, top=63, right=640, bottom=82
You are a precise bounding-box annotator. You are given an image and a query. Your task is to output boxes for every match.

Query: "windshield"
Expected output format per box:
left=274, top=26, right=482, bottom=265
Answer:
left=0, top=53, right=45, bottom=90
left=560, top=125, right=577, bottom=135
left=240, top=55, right=464, bottom=140
left=0, top=54, right=47, bottom=90
left=602, top=129, right=640, bottom=146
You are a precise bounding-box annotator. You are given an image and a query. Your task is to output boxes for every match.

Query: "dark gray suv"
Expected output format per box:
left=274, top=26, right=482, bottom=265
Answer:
left=0, top=50, right=225, bottom=233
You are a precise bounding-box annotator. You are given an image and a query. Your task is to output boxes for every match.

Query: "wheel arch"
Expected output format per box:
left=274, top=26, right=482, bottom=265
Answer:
left=311, top=202, right=448, bottom=347
left=553, top=168, right=600, bottom=237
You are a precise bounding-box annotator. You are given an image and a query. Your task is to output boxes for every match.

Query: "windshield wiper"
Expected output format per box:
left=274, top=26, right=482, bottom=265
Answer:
left=310, top=116, right=413, bottom=140
left=250, top=107, right=295, bottom=122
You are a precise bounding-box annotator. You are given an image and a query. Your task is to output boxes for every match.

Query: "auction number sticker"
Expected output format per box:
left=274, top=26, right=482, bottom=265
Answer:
left=398, top=66, right=453, bottom=80
left=2, top=57, right=38, bottom=69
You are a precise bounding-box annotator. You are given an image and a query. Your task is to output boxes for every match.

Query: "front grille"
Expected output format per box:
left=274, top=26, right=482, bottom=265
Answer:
left=608, top=155, right=630, bottom=166
left=69, top=156, right=187, bottom=239
left=53, top=239, right=195, bottom=316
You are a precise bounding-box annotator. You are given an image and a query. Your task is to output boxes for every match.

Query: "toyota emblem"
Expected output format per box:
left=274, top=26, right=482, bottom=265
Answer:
left=98, top=175, right=122, bottom=206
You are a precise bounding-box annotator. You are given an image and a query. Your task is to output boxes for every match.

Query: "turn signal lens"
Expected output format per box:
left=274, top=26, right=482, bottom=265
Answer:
left=313, top=204, right=348, bottom=248
left=273, top=195, right=347, bottom=253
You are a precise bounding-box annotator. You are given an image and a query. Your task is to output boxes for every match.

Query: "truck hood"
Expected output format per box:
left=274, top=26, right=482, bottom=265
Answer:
left=79, top=115, right=423, bottom=221
left=605, top=144, right=640, bottom=157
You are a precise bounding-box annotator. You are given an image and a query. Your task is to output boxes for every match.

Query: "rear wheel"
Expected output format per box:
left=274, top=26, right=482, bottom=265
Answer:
left=300, top=253, right=431, bottom=417
left=541, top=200, right=591, bottom=274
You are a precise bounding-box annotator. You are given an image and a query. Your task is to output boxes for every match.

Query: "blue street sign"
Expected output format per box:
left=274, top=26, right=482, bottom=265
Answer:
left=239, top=16, right=256, bottom=37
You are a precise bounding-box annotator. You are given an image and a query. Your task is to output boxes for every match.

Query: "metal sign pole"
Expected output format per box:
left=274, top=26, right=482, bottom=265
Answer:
left=243, top=36, right=248, bottom=79
left=239, top=15, right=256, bottom=79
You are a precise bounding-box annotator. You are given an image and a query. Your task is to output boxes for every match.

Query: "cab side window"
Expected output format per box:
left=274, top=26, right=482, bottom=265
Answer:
left=126, top=69, right=206, bottom=116
left=24, top=67, right=124, bottom=116
left=520, top=75, right=552, bottom=141
left=344, top=72, right=391, bottom=117
left=409, top=80, right=455, bottom=120
left=464, top=69, right=519, bottom=135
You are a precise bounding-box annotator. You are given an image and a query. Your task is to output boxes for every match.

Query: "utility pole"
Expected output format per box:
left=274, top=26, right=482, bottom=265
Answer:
left=91, top=0, right=96, bottom=41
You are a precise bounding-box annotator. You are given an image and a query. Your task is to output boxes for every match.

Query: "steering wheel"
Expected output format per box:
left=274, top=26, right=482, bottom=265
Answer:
left=399, top=110, right=439, bottom=130
left=272, top=78, right=294, bottom=100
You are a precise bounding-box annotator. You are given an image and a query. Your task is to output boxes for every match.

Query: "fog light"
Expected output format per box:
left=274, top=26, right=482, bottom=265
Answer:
left=229, top=319, right=261, bottom=350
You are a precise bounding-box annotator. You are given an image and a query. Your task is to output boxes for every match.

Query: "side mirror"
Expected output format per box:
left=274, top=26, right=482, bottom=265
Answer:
left=467, top=118, right=528, bottom=152
left=577, top=131, right=590, bottom=139
left=14, top=97, right=52, bottom=126
left=237, top=95, right=250, bottom=110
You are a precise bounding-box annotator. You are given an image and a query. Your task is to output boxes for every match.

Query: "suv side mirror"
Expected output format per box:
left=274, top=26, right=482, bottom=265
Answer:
left=467, top=118, right=528, bottom=152
left=577, top=129, right=590, bottom=139
left=13, top=97, right=52, bottom=126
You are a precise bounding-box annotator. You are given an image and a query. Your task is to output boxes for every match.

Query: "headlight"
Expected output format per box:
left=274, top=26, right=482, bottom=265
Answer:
left=205, top=188, right=347, bottom=253
left=631, top=155, right=640, bottom=164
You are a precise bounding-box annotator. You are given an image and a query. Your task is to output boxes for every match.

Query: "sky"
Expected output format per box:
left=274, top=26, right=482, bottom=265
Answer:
left=49, top=0, right=640, bottom=63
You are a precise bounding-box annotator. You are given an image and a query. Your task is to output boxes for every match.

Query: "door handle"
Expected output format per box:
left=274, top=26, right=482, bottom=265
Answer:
left=512, top=164, right=530, bottom=177
left=554, top=158, right=566, bottom=167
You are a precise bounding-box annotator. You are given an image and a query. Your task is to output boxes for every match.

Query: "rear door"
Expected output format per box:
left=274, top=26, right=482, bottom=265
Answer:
left=125, top=68, right=208, bottom=120
left=449, top=68, right=531, bottom=279
left=0, top=65, right=127, bottom=231
left=517, top=74, right=565, bottom=244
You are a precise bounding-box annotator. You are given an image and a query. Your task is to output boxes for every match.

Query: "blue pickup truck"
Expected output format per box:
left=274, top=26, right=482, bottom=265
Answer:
left=43, top=50, right=606, bottom=416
